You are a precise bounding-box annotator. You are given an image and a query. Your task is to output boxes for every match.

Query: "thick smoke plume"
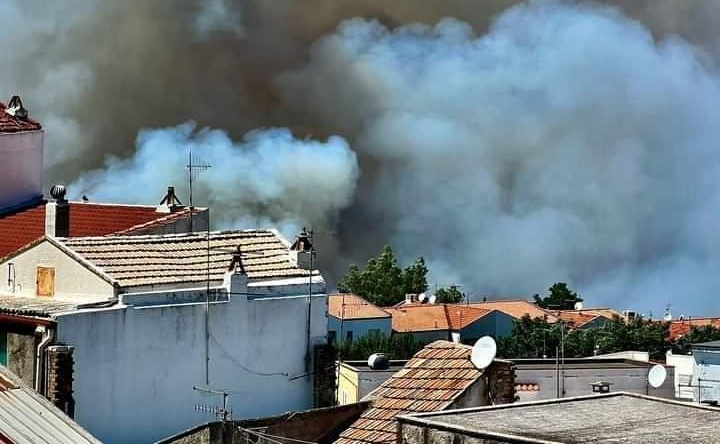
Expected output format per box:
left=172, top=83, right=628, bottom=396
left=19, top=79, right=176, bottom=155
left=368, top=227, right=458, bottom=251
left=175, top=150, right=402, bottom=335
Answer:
left=4, top=0, right=720, bottom=313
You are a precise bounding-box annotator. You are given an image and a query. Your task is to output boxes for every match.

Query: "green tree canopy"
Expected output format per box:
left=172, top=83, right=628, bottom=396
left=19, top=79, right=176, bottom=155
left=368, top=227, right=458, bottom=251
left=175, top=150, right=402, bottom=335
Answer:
left=533, top=282, right=583, bottom=310
left=435, top=285, right=465, bottom=304
left=337, top=246, right=428, bottom=306
left=336, top=331, right=427, bottom=360
left=672, top=325, right=720, bottom=354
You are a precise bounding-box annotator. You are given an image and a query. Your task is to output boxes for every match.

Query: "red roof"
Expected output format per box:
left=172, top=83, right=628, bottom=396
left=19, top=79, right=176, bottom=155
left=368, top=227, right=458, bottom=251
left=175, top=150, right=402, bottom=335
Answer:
left=0, top=101, right=42, bottom=133
left=328, top=294, right=390, bottom=320
left=384, top=304, right=492, bottom=333
left=0, top=201, right=195, bottom=258
left=669, top=317, right=720, bottom=340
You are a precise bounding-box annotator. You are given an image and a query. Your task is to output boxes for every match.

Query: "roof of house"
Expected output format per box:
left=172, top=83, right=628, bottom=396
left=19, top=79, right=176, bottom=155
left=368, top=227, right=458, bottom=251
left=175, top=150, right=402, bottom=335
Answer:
left=0, top=364, right=101, bottom=444
left=59, top=230, right=317, bottom=289
left=467, top=299, right=556, bottom=322
left=328, top=294, right=390, bottom=320
left=551, top=311, right=601, bottom=328
left=385, top=305, right=494, bottom=333
left=0, top=201, right=201, bottom=259
left=692, top=340, right=720, bottom=350
left=0, top=101, right=42, bottom=133
left=0, top=295, right=81, bottom=318
left=335, top=341, right=486, bottom=444
left=397, top=392, right=720, bottom=443
left=669, top=317, right=720, bottom=340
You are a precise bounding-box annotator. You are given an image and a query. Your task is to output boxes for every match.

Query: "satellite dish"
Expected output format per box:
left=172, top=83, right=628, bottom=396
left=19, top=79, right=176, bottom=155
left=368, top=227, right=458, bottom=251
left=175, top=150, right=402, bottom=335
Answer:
left=663, top=311, right=673, bottom=322
left=418, top=293, right=427, bottom=303
left=574, top=301, right=583, bottom=311
left=470, top=336, right=497, bottom=370
left=648, top=364, right=667, bottom=388
left=428, top=294, right=437, bottom=304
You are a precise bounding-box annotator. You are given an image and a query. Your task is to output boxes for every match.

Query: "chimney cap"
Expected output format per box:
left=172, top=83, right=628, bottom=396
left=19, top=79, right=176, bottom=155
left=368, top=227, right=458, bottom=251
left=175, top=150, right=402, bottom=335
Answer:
left=50, top=185, right=67, bottom=202
left=6, top=95, right=28, bottom=120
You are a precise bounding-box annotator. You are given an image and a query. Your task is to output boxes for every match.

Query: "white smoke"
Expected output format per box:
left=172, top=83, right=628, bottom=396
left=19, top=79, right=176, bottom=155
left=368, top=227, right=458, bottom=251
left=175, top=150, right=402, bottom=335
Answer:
left=70, top=124, right=360, bottom=237
left=194, top=0, right=245, bottom=39
left=279, top=1, right=720, bottom=314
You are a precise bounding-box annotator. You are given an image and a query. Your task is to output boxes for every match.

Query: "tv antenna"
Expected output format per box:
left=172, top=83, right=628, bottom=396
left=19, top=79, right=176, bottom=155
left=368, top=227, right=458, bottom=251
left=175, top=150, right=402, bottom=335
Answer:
left=470, top=336, right=497, bottom=370
left=647, top=364, right=667, bottom=389
left=186, top=147, right=211, bottom=232
left=663, top=304, right=673, bottom=322
left=193, top=386, right=234, bottom=423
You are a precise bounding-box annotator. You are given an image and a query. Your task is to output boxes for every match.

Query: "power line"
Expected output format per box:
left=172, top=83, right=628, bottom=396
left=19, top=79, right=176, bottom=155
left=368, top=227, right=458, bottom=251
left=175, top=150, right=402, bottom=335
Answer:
left=208, top=331, right=289, bottom=378
left=236, top=425, right=318, bottom=444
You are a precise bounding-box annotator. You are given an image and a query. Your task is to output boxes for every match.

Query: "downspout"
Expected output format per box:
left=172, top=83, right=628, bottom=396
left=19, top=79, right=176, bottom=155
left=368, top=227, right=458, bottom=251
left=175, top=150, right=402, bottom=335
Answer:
left=34, top=325, right=55, bottom=394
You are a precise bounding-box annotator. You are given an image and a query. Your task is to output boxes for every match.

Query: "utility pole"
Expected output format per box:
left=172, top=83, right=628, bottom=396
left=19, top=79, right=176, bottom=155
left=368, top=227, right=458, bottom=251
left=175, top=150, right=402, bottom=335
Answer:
left=304, top=228, right=315, bottom=376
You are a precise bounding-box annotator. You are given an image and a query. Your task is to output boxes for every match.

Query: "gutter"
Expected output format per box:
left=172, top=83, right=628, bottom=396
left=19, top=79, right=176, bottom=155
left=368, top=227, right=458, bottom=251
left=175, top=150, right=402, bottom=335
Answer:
left=34, top=325, right=55, bottom=394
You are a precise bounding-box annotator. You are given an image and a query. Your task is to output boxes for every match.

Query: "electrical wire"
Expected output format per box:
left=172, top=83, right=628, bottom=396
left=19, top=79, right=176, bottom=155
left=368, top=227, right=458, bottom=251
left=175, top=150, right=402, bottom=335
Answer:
left=237, top=426, right=318, bottom=444
left=209, top=331, right=289, bottom=377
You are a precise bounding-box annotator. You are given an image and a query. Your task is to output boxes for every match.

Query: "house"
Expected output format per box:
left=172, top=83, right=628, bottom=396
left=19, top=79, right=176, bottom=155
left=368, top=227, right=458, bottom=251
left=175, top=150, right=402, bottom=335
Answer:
left=327, top=294, right=392, bottom=343
left=0, top=95, right=206, bottom=259
left=669, top=316, right=720, bottom=341
left=549, top=308, right=619, bottom=329
left=0, top=363, right=101, bottom=444
left=0, top=229, right=328, bottom=443
left=511, top=357, right=674, bottom=401
left=336, top=360, right=407, bottom=405
left=334, top=340, right=517, bottom=444
left=157, top=402, right=370, bottom=444
left=397, top=392, right=720, bottom=444
left=384, top=304, right=517, bottom=343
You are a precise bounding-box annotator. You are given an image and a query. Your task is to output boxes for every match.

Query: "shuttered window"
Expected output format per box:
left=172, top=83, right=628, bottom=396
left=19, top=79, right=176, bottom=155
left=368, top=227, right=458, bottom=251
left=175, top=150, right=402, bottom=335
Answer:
left=36, top=267, right=55, bottom=297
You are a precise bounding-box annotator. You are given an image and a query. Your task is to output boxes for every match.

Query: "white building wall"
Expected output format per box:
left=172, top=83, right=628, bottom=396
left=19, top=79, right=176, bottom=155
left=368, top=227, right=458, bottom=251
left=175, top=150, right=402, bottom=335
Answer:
left=0, top=130, right=43, bottom=211
left=0, top=241, right=114, bottom=302
left=666, top=351, right=695, bottom=399
left=691, top=347, right=720, bottom=403
left=55, top=282, right=328, bottom=444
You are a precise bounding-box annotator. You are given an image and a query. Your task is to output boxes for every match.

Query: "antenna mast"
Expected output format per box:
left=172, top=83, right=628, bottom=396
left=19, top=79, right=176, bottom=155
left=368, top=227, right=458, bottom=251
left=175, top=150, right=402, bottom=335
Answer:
left=186, top=148, right=211, bottom=232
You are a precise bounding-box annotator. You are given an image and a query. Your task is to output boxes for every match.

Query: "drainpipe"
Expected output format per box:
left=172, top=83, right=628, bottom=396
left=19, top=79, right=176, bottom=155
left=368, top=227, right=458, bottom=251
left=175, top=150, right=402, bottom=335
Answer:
left=34, top=325, right=55, bottom=394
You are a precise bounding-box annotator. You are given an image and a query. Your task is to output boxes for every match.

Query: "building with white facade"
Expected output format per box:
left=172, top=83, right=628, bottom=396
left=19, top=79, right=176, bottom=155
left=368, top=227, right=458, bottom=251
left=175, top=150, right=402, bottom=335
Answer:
left=0, top=229, right=328, bottom=443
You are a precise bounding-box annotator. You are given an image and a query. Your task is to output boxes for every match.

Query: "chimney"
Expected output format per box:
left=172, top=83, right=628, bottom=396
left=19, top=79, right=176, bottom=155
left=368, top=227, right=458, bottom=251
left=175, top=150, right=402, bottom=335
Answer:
left=289, top=228, right=315, bottom=270
left=45, top=185, right=69, bottom=237
left=46, top=345, right=75, bottom=418
left=157, top=185, right=182, bottom=213
left=5, top=95, right=28, bottom=120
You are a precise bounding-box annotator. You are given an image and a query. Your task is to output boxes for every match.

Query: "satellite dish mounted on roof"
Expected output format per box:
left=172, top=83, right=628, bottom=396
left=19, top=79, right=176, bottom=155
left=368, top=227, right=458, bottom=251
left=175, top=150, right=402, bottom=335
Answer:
left=428, top=294, right=437, bottom=304
left=574, top=301, right=584, bottom=311
left=470, top=336, right=497, bottom=370
left=647, top=364, right=667, bottom=389
left=663, top=311, right=673, bottom=322
left=418, top=293, right=427, bottom=303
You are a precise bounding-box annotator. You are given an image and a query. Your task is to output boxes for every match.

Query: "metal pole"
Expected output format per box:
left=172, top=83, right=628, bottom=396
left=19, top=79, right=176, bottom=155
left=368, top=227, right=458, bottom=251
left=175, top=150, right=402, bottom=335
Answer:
left=205, top=216, right=210, bottom=385
left=555, top=346, right=560, bottom=398
left=560, top=322, right=565, bottom=397
left=188, top=150, right=194, bottom=232
left=304, top=229, right=313, bottom=375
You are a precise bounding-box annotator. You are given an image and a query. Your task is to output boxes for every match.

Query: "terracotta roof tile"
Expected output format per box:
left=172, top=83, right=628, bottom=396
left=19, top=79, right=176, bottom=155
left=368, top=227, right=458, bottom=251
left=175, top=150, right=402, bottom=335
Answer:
left=328, top=294, right=390, bottom=320
left=385, top=304, right=493, bottom=333
left=0, top=201, right=200, bottom=258
left=0, top=101, right=42, bottom=133
left=669, top=317, right=720, bottom=340
left=335, top=340, right=483, bottom=444
left=468, top=299, right=557, bottom=321
left=62, top=230, right=317, bottom=289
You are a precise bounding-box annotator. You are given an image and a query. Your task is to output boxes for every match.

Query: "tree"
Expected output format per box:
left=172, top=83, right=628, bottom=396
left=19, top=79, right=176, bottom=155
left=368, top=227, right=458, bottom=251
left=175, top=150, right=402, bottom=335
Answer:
left=435, top=285, right=465, bottom=304
left=336, top=331, right=427, bottom=360
left=337, top=246, right=428, bottom=306
left=533, top=282, right=583, bottom=310
left=672, top=325, right=720, bottom=354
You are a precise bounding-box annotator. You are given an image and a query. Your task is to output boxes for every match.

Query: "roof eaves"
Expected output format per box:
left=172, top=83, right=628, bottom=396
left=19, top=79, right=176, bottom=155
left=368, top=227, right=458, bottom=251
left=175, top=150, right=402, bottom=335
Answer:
left=48, top=236, right=118, bottom=287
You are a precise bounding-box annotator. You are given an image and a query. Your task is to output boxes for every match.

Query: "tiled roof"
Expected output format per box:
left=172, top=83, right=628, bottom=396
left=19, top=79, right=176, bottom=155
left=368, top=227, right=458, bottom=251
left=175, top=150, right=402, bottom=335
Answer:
left=385, top=305, right=492, bottom=333
left=61, top=230, right=316, bottom=289
left=0, top=101, right=42, bottom=133
left=335, top=341, right=483, bottom=444
left=468, top=299, right=557, bottom=322
left=0, top=365, right=101, bottom=443
left=0, top=201, right=198, bottom=258
left=0, top=295, right=81, bottom=318
left=552, top=311, right=600, bottom=328
left=328, top=294, right=390, bottom=320
left=669, top=317, right=720, bottom=340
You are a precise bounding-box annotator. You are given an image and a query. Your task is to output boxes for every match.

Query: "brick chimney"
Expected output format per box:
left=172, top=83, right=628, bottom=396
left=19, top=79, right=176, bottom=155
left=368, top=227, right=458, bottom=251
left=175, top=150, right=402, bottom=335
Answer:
left=46, top=345, right=75, bottom=418
left=289, top=228, right=315, bottom=270
left=45, top=185, right=69, bottom=237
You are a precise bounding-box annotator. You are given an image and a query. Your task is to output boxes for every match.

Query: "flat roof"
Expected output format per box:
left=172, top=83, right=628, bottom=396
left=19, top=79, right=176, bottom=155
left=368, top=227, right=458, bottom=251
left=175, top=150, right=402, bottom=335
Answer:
left=398, top=392, right=720, bottom=443
left=339, top=360, right=408, bottom=372
left=511, top=357, right=658, bottom=369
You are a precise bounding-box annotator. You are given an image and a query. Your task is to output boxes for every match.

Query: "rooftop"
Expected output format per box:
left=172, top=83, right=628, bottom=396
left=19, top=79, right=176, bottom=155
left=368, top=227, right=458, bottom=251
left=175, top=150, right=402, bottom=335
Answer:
left=692, top=340, right=720, bottom=350
left=0, top=100, right=42, bottom=133
left=669, top=317, right=720, bottom=340
left=467, top=299, right=557, bottom=322
left=0, top=365, right=100, bottom=444
left=398, top=392, right=720, bottom=443
left=59, top=230, right=318, bottom=289
left=0, top=201, right=201, bottom=259
left=384, top=305, right=493, bottom=332
left=328, top=294, right=390, bottom=320
left=0, top=295, right=82, bottom=319
left=335, top=341, right=485, bottom=444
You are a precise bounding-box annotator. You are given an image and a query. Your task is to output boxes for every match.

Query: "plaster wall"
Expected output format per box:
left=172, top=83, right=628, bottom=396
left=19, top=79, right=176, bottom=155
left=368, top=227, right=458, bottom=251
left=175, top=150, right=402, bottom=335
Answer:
left=55, top=283, right=328, bottom=444
left=0, top=130, right=43, bottom=211
left=691, top=347, right=720, bottom=403
left=327, top=316, right=392, bottom=343
left=666, top=352, right=695, bottom=399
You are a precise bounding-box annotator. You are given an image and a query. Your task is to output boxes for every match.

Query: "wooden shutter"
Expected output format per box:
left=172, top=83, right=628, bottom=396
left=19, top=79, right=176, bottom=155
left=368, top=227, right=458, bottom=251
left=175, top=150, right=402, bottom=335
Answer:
left=36, top=267, right=55, bottom=297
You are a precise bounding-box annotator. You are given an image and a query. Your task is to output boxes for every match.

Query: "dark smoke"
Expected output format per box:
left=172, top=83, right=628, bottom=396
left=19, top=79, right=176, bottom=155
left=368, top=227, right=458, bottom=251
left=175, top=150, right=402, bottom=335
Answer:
left=3, top=0, right=720, bottom=314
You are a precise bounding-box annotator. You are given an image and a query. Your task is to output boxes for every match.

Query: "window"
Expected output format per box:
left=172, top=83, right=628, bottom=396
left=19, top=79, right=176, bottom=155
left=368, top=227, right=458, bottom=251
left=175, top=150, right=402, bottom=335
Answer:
left=346, top=330, right=353, bottom=342
left=36, top=267, right=55, bottom=297
left=328, top=330, right=337, bottom=344
left=0, top=332, right=6, bottom=366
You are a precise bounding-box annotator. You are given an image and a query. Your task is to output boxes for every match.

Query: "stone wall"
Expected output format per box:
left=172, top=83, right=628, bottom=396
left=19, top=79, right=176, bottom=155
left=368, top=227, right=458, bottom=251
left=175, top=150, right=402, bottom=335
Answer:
left=46, top=345, right=75, bottom=417
left=488, top=360, right=517, bottom=404
left=8, top=333, right=35, bottom=387
left=399, top=423, right=512, bottom=444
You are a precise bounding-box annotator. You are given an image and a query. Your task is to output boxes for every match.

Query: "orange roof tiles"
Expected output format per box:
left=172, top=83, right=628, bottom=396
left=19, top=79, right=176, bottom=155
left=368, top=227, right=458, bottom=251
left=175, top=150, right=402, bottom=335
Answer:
left=0, top=201, right=198, bottom=258
left=335, top=341, right=483, bottom=444
left=384, top=305, right=493, bottom=333
left=552, top=311, right=599, bottom=328
left=468, top=299, right=557, bottom=322
left=669, top=317, right=720, bottom=340
left=0, top=101, right=42, bottom=133
left=328, top=294, right=390, bottom=320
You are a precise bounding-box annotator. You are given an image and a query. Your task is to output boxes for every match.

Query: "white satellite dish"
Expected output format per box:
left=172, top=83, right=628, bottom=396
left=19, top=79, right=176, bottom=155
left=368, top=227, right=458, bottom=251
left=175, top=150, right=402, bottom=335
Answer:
left=648, top=364, right=667, bottom=388
left=663, top=311, right=673, bottom=322
left=574, top=301, right=583, bottom=311
left=470, top=336, right=497, bottom=370
left=418, top=293, right=427, bottom=303
left=428, top=294, right=437, bottom=304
